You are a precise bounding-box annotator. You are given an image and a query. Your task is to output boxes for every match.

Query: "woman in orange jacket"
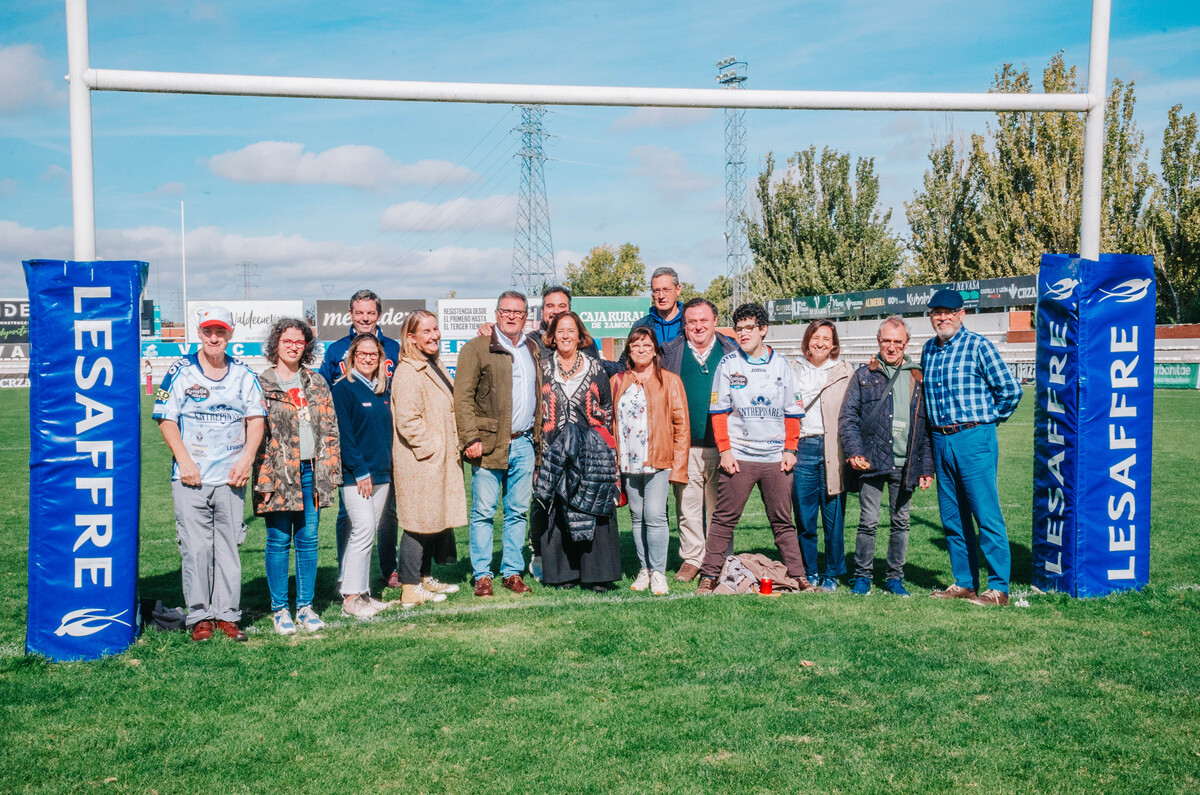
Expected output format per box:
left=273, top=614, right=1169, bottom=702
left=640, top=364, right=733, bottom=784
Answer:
left=611, top=327, right=690, bottom=595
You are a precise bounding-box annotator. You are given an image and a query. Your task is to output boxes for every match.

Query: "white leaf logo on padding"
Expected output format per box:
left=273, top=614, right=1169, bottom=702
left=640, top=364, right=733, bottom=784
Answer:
left=54, top=608, right=131, bottom=637
left=1099, top=278, right=1152, bottom=303
left=1043, top=278, right=1080, bottom=301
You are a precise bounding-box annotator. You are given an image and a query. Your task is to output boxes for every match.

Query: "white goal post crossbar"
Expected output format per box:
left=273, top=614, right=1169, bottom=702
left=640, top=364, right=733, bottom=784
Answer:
left=65, top=0, right=1112, bottom=263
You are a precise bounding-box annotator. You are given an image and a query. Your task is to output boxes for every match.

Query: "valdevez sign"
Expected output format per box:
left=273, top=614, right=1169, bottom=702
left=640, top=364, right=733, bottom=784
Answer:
left=1033, top=254, right=1154, bottom=596
left=24, top=259, right=147, bottom=660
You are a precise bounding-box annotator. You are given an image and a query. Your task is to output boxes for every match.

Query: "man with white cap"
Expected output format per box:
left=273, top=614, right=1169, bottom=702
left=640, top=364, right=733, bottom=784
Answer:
left=154, top=306, right=266, bottom=641
left=922, top=289, right=1022, bottom=606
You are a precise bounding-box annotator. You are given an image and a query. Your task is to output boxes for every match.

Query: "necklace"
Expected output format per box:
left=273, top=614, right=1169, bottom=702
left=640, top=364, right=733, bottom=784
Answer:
left=557, top=353, right=583, bottom=379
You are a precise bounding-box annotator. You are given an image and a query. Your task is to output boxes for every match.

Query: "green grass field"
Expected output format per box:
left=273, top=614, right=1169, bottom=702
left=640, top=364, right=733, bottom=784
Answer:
left=1, top=389, right=1198, bottom=793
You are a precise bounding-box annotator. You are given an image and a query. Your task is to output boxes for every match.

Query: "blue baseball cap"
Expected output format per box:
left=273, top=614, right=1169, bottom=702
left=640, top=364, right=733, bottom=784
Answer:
left=927, top=289, right=964, bottom=311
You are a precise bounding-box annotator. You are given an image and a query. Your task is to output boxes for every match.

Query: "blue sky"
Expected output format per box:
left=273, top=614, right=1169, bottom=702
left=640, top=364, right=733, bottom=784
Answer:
left=2, top=1, right=1198, bottom=315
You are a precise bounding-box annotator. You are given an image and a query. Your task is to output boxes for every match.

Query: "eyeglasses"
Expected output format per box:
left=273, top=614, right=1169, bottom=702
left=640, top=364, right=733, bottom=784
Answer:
left=279, top=339, right=307, bottom=349
left=651, top=288, right=676, bottom=296
left=497, top=308, right=528, bottom=318
left=355, top=351, right=380, bottom=360
left=734, top=324, right=763, bottom=334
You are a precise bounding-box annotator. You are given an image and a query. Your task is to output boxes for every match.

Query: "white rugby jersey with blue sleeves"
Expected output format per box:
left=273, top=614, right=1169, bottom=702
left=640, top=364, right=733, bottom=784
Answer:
left=709, top=347, right=804, bottom=462
left=152, top=353, right=267, bottom=485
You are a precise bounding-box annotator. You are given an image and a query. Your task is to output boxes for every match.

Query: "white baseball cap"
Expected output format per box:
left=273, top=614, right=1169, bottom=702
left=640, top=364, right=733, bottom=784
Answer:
left=198, top=306, right=233, bottom=331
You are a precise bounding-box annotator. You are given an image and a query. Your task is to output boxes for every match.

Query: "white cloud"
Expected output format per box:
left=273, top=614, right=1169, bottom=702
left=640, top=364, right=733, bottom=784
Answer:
left=150, top=182, right=186, bottom=196
left=38, top=164, right=67, bottom=183
left=379, top=195, right=517, bottom=233
left=629, top=145, right=719, bottom=202
left=0, top=220, right=517, bottom=305
left=0, top=44, right=59, bottom=113
left=208, top=142, right=478, bottom=191
left=611, top=107, right=715, bottom=132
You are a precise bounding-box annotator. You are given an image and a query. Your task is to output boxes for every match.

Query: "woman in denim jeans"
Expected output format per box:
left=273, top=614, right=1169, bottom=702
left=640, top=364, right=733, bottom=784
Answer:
left=254, top=318, right=342, bottom=635
left=791, top=320, right=854, bottom=591
left=611, top=327, right=689, bottom=596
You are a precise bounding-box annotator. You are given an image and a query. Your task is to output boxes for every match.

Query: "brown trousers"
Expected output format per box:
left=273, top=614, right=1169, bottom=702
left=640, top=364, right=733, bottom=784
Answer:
left=700, top=459, right=807, bottom=579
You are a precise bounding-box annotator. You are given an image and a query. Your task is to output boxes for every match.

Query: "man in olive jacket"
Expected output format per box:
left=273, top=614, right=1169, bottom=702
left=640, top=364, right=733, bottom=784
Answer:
left=839, top=315, right=934, bottom=597
left=453, top=291, right=543, bottom=597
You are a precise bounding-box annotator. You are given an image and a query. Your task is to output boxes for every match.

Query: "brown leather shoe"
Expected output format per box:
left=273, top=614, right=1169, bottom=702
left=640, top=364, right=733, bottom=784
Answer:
left=674, top=562, right=700, bottom=583
left=966, top=589, right=1009, bottom=607
left=474, top=576, right=494, bottom=597
left=386, top=572, right=402, bottom=590
left=215, top=620, right=248, bottom=642
left=695, top=576, right=717, bottom=595
left=502, top=574, right=532, bottom=594
left=931, top=584, right=978, bottom=600
left=190, top=620, right=214, bottom=642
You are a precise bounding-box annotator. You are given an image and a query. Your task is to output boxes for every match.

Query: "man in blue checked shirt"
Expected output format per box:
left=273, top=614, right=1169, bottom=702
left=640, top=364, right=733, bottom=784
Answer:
left=921, top=289, right=1022, bottom=607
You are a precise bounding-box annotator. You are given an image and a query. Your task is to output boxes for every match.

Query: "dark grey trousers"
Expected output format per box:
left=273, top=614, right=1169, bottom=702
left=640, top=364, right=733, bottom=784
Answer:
left=853, top=469, right=912, bottom=581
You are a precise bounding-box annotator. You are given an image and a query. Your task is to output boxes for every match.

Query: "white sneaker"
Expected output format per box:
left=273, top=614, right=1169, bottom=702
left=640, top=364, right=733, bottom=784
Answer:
left=631, top=568, right=651, bottom=591
left=364, top=594, right=392, bottom=612
left=650, top=571, right=669, bottom=596
left=414, top=583, right=448, bottom=603
left=421, top=576, right=460, bottom=594
left=272, top=608, right=296, bottom=635
left=295, top=605, right=325, bottom=632
left=342, top=595, right=379, bottom=619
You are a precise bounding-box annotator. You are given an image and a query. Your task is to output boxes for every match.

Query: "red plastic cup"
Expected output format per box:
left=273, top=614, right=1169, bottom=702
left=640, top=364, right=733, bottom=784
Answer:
left=760, top=577, right=773, bottom=595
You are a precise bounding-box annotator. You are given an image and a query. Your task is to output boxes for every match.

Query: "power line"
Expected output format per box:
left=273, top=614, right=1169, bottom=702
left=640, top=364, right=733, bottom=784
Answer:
left=510, top=104, right=556, bottom=294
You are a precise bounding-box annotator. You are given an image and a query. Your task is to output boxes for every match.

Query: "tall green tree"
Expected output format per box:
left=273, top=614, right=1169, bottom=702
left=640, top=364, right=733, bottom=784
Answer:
left=563, top=243, right=647, bottom=297
left=907, top=56, right=1156, bottom=283
left=1147, top=105, right=1200, bottom=323
left=904, top=131, right=983, bottom=283
left=746, top=147, right=904, bottom=300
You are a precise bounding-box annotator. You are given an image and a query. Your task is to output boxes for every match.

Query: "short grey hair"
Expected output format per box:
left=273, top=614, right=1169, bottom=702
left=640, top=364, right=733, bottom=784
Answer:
left=496, top=290, right=528, bottom=310
left=878, top=314, right=911, bottom=341
left=650, top=266, right=679, bottom=286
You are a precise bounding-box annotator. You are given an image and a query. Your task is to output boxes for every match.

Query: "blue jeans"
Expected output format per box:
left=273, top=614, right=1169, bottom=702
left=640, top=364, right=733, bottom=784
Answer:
left=794, top=435, right=846, bottom=579
left=625, top=469, right=672, bottom=573
left=263, top=462, right=320, bottom=611
left=932, top=423, right=1011, bottom=593
left=469, top=435, right=535, bottom=580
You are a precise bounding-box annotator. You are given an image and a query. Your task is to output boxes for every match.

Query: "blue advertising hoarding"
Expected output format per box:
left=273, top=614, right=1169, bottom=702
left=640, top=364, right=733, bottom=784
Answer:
left=1033, top=254, right=1154, bottom=596
left=24, top=259, right=148, bottom=660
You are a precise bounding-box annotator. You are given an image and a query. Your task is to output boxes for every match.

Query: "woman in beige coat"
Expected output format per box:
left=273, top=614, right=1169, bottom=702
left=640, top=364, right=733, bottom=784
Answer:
left=391, top=310, right=468, bottom=607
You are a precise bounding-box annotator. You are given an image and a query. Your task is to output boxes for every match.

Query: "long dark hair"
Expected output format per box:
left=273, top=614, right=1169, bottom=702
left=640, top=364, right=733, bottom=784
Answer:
left=621, top=326, right=663, bottom=385
left=263, top=317, right=315, bottom=366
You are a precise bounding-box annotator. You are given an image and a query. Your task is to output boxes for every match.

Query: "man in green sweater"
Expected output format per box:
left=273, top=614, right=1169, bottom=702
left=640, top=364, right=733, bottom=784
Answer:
left=661, top=298, right=737, bottom=581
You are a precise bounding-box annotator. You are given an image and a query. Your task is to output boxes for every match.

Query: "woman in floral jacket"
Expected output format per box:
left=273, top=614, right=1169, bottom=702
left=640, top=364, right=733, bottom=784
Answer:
left=254, top=318, right=341, bottom=635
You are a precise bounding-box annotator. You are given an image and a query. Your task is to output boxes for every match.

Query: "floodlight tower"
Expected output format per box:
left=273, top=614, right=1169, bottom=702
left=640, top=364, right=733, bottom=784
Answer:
left=511, top=104, right=556, bottom=295
left=717, top=57, right=748, bottom=314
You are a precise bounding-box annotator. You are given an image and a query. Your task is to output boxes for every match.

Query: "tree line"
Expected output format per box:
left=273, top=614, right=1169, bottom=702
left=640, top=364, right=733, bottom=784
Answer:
left=747, top=53, right=1199, bottom=324
left=561, top=55, right=1198, bottom=324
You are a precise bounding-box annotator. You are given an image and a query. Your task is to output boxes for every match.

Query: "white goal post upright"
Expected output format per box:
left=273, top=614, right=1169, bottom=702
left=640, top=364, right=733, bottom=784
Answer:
left=65, top=0, right=1111, bottom=262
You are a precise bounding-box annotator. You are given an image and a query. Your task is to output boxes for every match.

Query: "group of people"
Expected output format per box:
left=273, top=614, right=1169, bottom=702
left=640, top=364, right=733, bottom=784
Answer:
left=152, top=271, right=1023, bottom=643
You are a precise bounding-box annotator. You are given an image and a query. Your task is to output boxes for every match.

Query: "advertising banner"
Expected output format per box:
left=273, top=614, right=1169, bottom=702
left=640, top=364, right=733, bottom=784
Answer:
left=437, top=297, right=543, bottom=356
left=185, top=300, right=302, bottom=344
left=1, top=299, right=29, bottom=343
left=1033, top=254, right=1154, bottom=597
left=24, top=259, right=148, bottom=660
left=979, top=275, right=1038, bottom=309
left=572, top=297, right=647, bottom=337
left=315, top=299, right=426, bottom=342
left=142, top=340, right=265, bottom=359
left=1153, top=362, right=1200, bottom=389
